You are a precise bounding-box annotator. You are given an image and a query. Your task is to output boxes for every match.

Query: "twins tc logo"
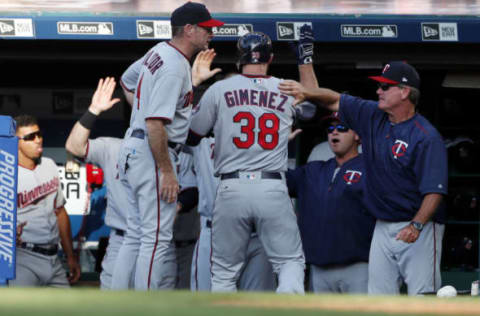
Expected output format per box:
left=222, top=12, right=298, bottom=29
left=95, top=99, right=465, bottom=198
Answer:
left=343, top=170, right=362, bottom=185
left=382, top=63, right=390, bottom=74
left=392, top=139, right=408, bottom=159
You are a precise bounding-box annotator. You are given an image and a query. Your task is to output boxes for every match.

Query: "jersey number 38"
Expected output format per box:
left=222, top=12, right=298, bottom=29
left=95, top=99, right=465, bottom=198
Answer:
left=233, top=112, right=279, bottom=150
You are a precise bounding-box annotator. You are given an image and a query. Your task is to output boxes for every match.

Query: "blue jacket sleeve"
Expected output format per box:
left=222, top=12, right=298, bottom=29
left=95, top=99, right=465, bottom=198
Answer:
left=286, top=166, right=306, bottom=198
left=415, top=136, right=448, bottom=196
left=338, top=94, right=381, bottom=139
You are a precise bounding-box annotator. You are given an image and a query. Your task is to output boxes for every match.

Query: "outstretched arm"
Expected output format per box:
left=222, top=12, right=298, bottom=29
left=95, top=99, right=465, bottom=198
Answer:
left=65, top=77, right=120, bottom=158
left=292, top=24, right=318, bottom=90
left=279, top=80, right=340, bottom=112
left=192, top=48, right=222, bottom=87
left=285, top=24, right=340, bottom=111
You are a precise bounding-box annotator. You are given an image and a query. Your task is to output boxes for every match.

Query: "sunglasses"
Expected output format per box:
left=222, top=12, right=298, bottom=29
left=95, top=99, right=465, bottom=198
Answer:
left=19, top=130, right=43, bottom=141
left=377, top=82, right=401, bottom=91
left=327, top=124, right=349, bottom=133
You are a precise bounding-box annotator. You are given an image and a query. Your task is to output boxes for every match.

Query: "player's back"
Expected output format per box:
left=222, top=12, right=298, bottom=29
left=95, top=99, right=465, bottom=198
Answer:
left=191, top=74, right=296, bottom=175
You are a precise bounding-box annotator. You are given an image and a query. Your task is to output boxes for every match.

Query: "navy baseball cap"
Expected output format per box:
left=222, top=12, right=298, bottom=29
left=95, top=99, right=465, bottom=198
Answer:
left=171, top=2, right=224, bottom=27
left=322, top=112, right=343, bottom=126
left=369, top=61, right=420, bottom=89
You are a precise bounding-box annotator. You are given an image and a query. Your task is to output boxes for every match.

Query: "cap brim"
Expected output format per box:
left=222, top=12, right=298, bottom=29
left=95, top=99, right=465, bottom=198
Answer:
left=321, top=115, right=340, bottom=125
left=369, top=76, right=399, bottom=85
left=198, top=19, right=224, bottom=27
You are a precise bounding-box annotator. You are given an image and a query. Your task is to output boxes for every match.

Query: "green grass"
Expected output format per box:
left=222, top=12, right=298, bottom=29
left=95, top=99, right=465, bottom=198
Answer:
left=0, top=289, right=479, bottom=316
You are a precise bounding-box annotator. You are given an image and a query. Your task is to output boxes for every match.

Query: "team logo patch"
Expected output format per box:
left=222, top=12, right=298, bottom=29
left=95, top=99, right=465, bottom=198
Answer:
left=392, top=139, right=408, bottom=159
left=276, top=21, right=313, bottom=41
left=0, top=19, right=34, bottom=37
left=136, top=20, right=171, bottom=39
left=343, top=170, right=362, bottom=185
left=340, top=24, right=398, bottom=38
left=421, top=23, right=458, bottom=41
left=57, top=22, right=114, bottom=35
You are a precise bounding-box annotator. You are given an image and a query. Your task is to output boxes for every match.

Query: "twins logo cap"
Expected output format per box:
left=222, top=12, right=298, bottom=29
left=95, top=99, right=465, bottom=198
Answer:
left=321, top=111, right=342, bottom=126
left=171, top=2, right=224, bottom=27
left=369, top=61, right=420, bottom=89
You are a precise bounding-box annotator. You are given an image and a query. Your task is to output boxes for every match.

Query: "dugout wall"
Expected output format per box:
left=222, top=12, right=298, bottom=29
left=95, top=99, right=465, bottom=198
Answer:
left=1, top=0, right=480, bottom=288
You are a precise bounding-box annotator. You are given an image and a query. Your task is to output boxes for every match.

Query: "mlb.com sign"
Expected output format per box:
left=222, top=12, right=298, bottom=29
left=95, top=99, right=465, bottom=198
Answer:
left=57, top=22, right=114, bottom=35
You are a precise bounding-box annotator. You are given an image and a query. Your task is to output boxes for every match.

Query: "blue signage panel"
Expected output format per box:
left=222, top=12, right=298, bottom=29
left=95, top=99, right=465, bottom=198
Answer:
left=0, top=116, right=18, bottom=286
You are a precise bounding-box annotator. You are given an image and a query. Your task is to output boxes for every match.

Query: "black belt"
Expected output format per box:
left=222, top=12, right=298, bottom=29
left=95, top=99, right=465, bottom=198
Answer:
left=206, top=220, right=255, bottom=233
left=19, top=242, right=58, bottom=256
left=114, top=229, right=125, bottom=237
left=175, top=239, right=197, bottom=248
left=131, top=129, right=182, bottom=152
left=220, top=171, right=282, bottom=180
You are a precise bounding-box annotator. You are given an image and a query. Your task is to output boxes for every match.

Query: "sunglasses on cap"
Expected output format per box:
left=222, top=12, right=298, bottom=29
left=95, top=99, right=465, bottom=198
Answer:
left=326, top=124, right=349, bottom=133
left=19, top=130, right=42, bottom=141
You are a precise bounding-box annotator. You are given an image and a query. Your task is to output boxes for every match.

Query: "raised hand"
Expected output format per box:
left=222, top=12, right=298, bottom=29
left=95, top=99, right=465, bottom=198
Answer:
left=288, top=129, right=303, bottom=142
left=279, top=80, right=307, bottom=106
left=290, top=24, right=314, bottom=65
left=192, top=49, right=222, bottom=87
left=89, top=77, right=121, bottom=115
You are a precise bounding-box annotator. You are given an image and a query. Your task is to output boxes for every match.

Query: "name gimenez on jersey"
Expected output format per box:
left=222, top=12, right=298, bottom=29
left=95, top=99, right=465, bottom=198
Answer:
left=17, top=177, right=59, bottom=208
left=224, top=89, right=288, bottom=113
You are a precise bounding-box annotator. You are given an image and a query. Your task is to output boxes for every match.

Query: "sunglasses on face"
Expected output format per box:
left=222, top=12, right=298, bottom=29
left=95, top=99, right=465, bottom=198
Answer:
left=377, top=82, right=401, bottom=91
left=327, top=124, right=349, bottom=133
left=19, top=130, right=42, bottom=141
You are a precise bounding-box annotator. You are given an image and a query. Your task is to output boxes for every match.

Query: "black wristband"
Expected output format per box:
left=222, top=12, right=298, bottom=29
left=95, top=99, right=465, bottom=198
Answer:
left=79, top=110, right=98, bottom=130
left=192, top=85, right=200, bottom=94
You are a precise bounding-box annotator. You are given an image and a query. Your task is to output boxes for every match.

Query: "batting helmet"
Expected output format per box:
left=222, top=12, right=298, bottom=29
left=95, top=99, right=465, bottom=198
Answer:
left=236, top=32, right=273, bottom=69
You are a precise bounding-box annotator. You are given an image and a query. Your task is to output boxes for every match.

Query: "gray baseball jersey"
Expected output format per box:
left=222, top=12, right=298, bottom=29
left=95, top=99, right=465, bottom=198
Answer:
left=190, top=74, right=305, bottom=294
left=10, top=157, right=69, bottom=287
left=125, top=41, right=193, bottom=144
left=190, top=74, right=296, bottom=174
left=17, top=157, right=65, bottom=245
left=120, top=58, right=142, bottom=93
left=85, top=137, right=127, bottom=231
left=177, top=148, right=197, bottom=191
left=114, top=40, right=192, bottom=290
left=189, top=137, right=218, bottom=218
left=85, top=137, right=128, bottom=289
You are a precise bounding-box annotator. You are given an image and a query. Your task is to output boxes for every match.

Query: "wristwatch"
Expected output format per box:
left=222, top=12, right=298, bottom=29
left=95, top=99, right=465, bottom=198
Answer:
left=410, top=221, right=424, bottom=232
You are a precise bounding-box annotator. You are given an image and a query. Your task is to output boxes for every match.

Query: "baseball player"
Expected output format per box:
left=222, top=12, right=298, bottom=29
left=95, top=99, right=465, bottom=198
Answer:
left=114, top=2, right=223, bottom=290
left=287, top=113, right=375, bottom=293
left=279, top=61, right=448, bottom=295
left=65, top=77, right=132, bottom=289
left=187, top=32, right=306, bottom=294
left=10, top=115, right=81, bottom=287
left=173, top=147, right=200, bottom=289
left=188, top=137, right=275, bottom=291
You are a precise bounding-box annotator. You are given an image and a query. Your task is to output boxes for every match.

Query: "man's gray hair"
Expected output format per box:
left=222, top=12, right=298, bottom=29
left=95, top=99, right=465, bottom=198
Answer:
left=399, top=85, right=420, bottom=106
